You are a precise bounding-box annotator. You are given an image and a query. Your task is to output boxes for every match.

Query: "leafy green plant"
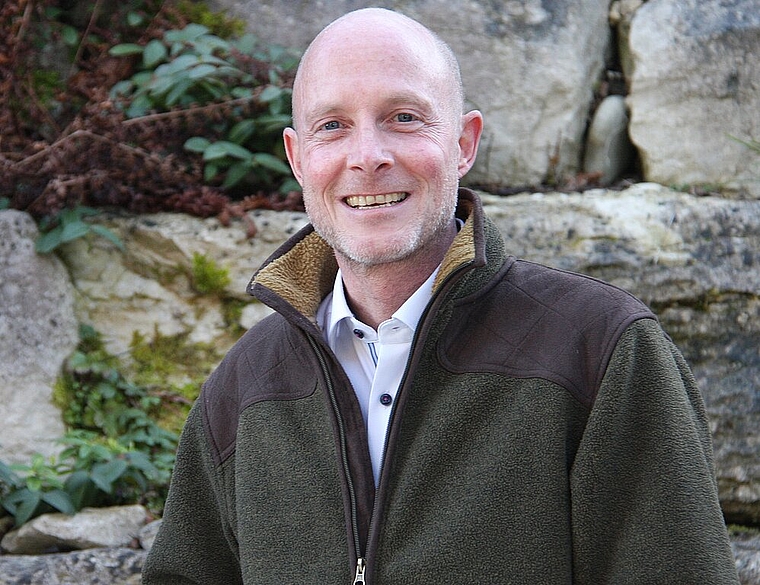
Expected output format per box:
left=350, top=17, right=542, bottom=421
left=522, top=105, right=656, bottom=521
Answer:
left=45, top=323, right=179, bottom=519
left=58, top=431, right=167, bottom=511
left=0, top=198, right=9, bottom=210
left=36, top=206, right=124, bottom=254
left=110, top=24, right=250, bottom=116
left=56, top=325, right=176, bottom=450
left=0, top=432, right=168, bottom=527
left=0, top=455, right=74, bottom=526
left=191, top=251, right=231, bottom=294
left=109, top=23, right=299, bottom=193
left=184, top=111, right=294, bottom=190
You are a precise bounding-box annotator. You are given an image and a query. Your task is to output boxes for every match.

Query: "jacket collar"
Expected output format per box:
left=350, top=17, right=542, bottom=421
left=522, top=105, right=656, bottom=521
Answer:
left=247, top=188, right=495, bottom=325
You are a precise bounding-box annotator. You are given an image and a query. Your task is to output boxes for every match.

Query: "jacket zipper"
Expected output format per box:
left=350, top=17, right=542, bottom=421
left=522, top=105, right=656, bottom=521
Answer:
left=353, top=557, right=367, bottom=584
left=306, top=334, right=366, bottom=584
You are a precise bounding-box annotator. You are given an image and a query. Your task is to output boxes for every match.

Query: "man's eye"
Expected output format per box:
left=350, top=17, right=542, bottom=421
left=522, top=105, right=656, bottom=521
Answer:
left=322, top=121, right=341, bottom=131
left=396, top=113, right=416, bottom=123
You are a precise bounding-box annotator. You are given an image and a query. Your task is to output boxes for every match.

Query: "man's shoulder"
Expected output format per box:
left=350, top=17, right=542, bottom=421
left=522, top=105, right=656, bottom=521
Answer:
left=506, top=258, right=654, bottom=322
left=198, top=312, right=317, bottom=465
left=440, top=258, right=657, bottom=407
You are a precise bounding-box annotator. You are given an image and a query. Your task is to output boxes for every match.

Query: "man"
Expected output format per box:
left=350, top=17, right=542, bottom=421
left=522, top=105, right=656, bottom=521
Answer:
left=143, top=8, right=739, bottom=584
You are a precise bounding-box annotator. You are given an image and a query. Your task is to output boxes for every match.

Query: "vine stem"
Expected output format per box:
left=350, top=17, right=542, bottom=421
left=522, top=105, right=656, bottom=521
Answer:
left=11, top=0, right=33, bottom=62
left=69, top=0, right=104, bottom=77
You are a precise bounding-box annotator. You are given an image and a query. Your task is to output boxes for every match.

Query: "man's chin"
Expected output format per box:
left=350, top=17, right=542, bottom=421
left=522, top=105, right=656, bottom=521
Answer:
left=333, top=237, right=420, bottom=268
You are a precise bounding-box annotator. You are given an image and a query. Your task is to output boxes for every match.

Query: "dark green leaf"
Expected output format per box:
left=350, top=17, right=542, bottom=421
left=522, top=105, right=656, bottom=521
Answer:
left=228, top=120, right=256, bottom=144
left=259, top=85, right=282, bottom=103
left=126, top=452, right=158, bottom=475
left=187, top=63, right=217, bottom=80
left=222, top=161, right=252, bottom=189
left=165, top=24, right=209, bottom=44
left=92, top=460, right=129, bottom=493
left=41, top=490, right=76, bottom=515
left=255, top=114, right=292, bottom=133
left=35, top=227, right=63, bottom=254
left=252, top=153, right=291, bottom=175
left=184, top=136, right=211, bottom=153
left=231, top=87, right=253, bottom=99
left=143, top=40, right=168, bottom=68
left=203, top=141, right=253, bottom=161
left=89, top=225, right=125, bottom=251
left=233, top=33, right=257, bottom=55
left=126, top=94, right=152, bottom=118
left=165, top=79, right=194, bottom=107
left=109, top=43, right=144, bottom=57
left=60, top=221, right=90, bottom=244
left=0, top=461, right=21, bottom=488
left=204, top=163, right=219, bottom=182
left=64, top=470, right=94, bottom=509
left=127, top=12, right=143, bottom=27
left=61, top=26, right=80, bottom=47
left=4, top=489, right=41, bottom=525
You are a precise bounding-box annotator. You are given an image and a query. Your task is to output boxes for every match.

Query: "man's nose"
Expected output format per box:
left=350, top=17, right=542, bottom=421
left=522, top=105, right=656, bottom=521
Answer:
left=346, top=125, right=394, bottom=172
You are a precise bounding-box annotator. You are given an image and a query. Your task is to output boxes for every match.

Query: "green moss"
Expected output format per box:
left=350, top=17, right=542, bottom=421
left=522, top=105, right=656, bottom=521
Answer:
left=129, top=328, right=223, bottom=434
left=31, top=70, right=64, bottom=106
left=221, top=298, right=248, bottom=336
left=191, top=252, right=231, bottom=295
left=175, top=0, right=246, bottom=38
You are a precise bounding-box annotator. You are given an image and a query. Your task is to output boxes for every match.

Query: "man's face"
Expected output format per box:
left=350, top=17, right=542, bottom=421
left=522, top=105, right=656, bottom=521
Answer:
left=284, top=17, right=481, bottom=268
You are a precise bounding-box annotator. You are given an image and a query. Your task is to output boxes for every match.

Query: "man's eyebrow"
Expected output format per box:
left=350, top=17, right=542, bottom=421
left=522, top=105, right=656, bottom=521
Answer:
left=304, top=93, right=434, bottom=122
left=303, top=104, right=344, bottom=122
left=382, top=91, right=435, bottom=110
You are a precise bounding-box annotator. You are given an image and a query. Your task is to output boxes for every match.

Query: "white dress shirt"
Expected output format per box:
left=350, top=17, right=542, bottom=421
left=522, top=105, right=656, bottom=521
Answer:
left=317, top=267, right=439, bottom=484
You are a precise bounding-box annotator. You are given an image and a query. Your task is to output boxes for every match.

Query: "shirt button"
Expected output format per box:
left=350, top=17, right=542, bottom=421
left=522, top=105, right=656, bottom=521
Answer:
left=380, top=393, right=393, bottom=406
left=353, top=328, right=364, bottom=339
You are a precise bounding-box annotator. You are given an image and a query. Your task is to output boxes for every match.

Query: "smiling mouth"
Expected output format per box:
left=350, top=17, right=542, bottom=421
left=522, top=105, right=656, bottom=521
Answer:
left=345, top=192, right=408, bottom=209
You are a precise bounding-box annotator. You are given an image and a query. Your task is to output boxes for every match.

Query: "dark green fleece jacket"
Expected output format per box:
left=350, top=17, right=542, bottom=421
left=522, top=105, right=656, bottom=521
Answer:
left=143, top=189, right=739, bottom=584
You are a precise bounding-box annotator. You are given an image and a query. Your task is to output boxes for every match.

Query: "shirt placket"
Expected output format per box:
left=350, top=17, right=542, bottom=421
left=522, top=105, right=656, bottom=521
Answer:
left=365, top=320, right=412, bottom=483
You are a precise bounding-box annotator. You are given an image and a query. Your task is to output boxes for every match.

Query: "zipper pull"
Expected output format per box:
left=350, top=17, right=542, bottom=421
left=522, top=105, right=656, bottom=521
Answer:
left=353, top=557, right=367, bottom=584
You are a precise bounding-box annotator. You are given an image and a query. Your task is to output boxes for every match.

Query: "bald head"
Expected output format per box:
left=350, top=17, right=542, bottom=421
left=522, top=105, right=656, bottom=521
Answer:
left=291, top=8, right=465, bottom=130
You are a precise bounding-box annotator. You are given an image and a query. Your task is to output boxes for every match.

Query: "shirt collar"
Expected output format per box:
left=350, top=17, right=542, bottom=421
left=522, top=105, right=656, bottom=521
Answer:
left=319, top=266, right=440, bottom=343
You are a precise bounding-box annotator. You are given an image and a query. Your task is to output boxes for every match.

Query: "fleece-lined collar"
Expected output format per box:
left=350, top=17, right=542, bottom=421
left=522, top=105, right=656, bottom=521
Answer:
left=247, top=188, right=489, bottom=325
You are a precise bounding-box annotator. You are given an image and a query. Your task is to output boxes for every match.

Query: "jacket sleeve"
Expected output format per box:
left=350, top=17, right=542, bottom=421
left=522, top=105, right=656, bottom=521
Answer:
left=142, top=401, right=242, bottom=584
left=569, top=318, right=739, bottom=584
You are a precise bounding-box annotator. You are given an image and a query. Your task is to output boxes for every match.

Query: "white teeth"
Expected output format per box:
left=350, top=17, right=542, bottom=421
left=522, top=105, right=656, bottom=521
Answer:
left=346, top=192, right=407, bottom=208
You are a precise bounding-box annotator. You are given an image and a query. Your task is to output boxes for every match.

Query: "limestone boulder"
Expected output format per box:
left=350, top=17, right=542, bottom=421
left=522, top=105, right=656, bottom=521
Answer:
left=214, top=0, right=612, bottom=187
left=58, top=209, right=306, bottom=357
left=627, top=0, right=760, bottom=196
left=0, top=211, right=74, bottom=464
left=582, top=95, right=636, bottom=185
left=1, top=505, right=149, bottom=555
left=0, top=547, right=145, bottom=585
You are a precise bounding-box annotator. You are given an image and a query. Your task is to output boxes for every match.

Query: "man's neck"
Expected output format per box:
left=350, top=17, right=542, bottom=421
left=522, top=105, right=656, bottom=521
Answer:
left=337, top=228, right=456, bottom=330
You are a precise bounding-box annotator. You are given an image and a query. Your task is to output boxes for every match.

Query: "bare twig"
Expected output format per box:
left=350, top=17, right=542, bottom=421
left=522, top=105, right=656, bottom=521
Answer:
left=69, top=0, right=103, bottom=77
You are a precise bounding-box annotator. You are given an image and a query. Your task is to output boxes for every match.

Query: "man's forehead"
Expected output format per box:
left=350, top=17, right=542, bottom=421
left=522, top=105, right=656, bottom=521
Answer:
left=292, top=9, right=458, bottom=126
left=304, top=15, right=438, bottom=73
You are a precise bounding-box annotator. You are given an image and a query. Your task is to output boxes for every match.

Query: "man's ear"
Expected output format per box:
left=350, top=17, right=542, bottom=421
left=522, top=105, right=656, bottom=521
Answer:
left=457, top=110, right=484, bottom=178
left=283, top=127, right=303, bottom=185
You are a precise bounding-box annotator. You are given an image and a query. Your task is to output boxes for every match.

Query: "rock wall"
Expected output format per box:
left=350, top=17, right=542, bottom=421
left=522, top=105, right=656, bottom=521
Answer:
left=212, top=0, right=760, bottom=196
left=2, top=183, right=758, bottom=525
left=1, top=184, right=760, bottom=581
